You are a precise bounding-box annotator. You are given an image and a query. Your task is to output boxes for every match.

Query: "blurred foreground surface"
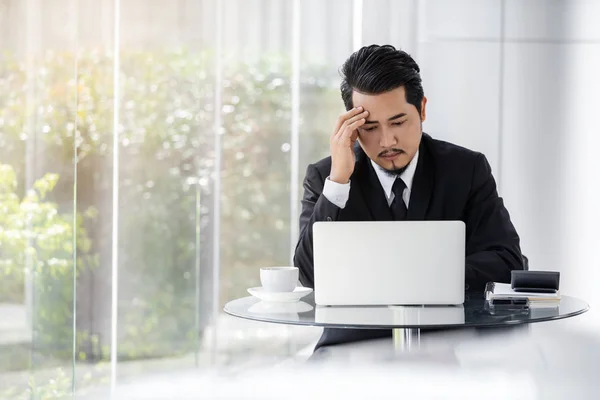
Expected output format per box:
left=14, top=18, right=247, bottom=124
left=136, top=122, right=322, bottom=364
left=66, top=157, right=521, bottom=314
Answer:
left=80, top=324, right=600, bottom=400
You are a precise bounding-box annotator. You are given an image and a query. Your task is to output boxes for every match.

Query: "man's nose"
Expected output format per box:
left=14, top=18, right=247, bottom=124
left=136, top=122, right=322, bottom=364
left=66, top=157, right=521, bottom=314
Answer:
left=380, top=128, right=397, bottom=148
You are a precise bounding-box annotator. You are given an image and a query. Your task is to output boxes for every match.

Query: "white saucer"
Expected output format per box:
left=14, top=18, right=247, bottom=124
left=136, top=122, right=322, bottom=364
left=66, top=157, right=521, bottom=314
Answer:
left=247, top=287, right=313, bottom=303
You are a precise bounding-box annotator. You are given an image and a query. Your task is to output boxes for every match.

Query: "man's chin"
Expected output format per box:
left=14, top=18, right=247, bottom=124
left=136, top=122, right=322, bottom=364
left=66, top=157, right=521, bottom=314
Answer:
left=375, top=160, right=409, bottom=176
left=384, top=166, right=408, bottom=176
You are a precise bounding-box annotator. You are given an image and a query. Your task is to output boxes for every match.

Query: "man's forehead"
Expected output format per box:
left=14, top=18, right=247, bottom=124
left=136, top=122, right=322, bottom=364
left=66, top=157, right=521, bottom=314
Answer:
left=352, top=89, right=409, bottom=119
left=352, top=87, right=408, bottom=108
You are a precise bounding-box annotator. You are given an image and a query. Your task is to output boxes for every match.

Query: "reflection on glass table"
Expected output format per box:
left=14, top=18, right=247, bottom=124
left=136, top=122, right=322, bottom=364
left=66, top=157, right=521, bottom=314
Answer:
left=224, top=293, right=589, bottom=352
left=248, top=301, right=314, bottom=319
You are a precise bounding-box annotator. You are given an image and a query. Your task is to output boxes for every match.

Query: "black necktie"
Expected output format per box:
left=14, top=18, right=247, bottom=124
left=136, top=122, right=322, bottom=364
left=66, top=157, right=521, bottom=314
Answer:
left=391, top=178, right=407, bottom=220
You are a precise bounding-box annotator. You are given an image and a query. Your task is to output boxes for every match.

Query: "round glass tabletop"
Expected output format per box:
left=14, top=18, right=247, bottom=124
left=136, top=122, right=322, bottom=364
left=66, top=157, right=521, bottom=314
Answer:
left=223, top=292, right=589, bottom=329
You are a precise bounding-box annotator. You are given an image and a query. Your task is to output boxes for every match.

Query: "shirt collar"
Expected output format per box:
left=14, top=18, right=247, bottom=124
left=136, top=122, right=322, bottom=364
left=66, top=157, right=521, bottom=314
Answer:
left=370, top=149, right=419, bottom=198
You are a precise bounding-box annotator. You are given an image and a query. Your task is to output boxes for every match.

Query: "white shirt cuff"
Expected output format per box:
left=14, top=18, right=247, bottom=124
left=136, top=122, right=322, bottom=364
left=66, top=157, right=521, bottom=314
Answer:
left=323, top=176, right=350, bottom=209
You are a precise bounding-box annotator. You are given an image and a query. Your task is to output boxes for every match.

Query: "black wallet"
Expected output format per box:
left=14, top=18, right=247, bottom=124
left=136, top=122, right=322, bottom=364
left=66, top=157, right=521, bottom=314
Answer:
left=511, top=270, right=560, bottom=293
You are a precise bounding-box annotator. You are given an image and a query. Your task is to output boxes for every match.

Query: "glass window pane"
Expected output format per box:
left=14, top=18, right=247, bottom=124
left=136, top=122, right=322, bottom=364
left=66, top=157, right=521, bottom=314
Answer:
left=218, top=0, right=295, bottom=365
left=1, top=0, right=79, bottom=397
left=111, top=0, right=215, bottom=383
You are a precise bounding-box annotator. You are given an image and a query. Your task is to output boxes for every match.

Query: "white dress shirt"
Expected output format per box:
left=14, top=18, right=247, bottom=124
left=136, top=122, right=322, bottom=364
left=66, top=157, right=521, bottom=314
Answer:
left=323, top=150, right=420, bottom=209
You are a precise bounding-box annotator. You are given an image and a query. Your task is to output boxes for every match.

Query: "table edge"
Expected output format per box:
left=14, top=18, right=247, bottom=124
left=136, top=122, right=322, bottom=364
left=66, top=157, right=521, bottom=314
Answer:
left=223, top=296, right=590, bottom=329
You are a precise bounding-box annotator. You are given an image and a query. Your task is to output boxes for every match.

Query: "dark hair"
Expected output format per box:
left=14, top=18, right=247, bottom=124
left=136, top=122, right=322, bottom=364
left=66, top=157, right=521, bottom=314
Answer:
left=340, top=45, right=424, bottom=115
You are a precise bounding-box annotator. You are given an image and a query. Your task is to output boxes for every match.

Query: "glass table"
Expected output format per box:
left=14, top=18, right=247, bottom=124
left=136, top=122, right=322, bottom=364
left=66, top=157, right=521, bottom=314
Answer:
left=224, top=292, right=589, bottom=352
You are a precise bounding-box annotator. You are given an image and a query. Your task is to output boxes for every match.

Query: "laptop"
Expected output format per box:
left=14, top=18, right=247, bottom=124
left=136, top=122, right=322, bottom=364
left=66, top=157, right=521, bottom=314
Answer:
left=312, top=221, right=466, bottom=306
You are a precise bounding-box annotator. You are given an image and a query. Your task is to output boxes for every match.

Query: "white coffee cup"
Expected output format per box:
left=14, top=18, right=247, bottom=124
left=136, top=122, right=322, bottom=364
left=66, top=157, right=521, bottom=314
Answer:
left=260, top=266, right=299, bottom=293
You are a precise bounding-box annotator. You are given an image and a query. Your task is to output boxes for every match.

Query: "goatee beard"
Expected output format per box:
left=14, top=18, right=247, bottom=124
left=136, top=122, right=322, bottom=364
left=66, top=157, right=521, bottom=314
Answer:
left=383, top=165, right=408, bottom=177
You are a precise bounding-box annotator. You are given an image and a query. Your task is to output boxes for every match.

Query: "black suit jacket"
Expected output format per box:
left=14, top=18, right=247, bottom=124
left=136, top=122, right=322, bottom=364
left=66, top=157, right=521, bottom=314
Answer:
left=293, top=133, right=524, bottom=350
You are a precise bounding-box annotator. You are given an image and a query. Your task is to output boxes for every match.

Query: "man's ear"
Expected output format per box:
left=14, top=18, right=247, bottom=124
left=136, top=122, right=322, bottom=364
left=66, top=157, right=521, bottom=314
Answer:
left=420, top=96, right=427, bottom=122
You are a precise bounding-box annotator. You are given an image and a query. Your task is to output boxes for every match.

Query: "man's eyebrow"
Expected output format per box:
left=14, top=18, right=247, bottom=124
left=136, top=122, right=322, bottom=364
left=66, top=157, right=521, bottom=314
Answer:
left=364, top=113, right=407, bottom=124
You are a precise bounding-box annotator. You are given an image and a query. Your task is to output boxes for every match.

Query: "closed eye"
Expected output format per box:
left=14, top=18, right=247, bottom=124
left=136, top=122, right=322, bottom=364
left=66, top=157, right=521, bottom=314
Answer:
left=362, top=120, right=405, bottom=132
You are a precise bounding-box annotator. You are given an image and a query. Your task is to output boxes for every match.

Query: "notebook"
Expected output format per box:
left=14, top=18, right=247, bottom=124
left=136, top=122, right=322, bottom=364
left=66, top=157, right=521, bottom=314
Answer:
left=485, top=282, right=561, bottom=304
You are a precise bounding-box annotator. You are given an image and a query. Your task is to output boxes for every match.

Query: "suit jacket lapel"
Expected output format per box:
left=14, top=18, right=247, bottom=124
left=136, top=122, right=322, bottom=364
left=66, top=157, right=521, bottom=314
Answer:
left=351, top=145, right=394, bottom=221
left=407, top=134, right=434, bottom=220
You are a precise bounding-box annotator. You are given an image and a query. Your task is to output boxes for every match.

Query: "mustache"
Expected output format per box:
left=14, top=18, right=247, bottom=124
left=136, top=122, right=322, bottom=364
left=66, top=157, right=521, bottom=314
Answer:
left=378, top=148, right=405, bottom=157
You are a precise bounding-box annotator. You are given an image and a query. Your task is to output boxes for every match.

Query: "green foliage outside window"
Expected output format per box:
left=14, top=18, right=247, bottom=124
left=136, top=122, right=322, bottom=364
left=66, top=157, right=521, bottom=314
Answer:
left=0, top=49, right=337, bottom=394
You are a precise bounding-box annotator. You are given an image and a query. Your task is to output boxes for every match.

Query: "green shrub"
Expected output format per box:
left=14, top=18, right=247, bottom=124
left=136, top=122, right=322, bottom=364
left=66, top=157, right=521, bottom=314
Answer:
left=0, top=163, right=95, bottom=370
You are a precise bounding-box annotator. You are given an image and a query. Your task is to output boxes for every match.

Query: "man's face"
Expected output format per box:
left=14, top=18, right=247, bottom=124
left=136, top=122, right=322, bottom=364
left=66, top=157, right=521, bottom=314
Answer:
left=352, top=87, right=427, bottom=173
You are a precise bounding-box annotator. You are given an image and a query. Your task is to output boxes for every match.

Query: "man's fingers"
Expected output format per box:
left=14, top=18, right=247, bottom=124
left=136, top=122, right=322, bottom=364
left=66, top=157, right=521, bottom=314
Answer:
left=338, top=118, right=365, bottom=143
left=345, top=118, right=366, bottom=134
left=332, top=107, right=365, bottom=137
left=334, top=117, right=365, bottom=142
left=344, top=110, right=369, bottom=127
left=333, top=110, right=369, bottom=141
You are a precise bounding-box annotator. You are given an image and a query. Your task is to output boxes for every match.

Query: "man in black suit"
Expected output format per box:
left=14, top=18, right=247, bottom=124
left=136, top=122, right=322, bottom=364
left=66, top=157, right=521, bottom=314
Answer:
left=293, top=45, right=524, bottom=351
